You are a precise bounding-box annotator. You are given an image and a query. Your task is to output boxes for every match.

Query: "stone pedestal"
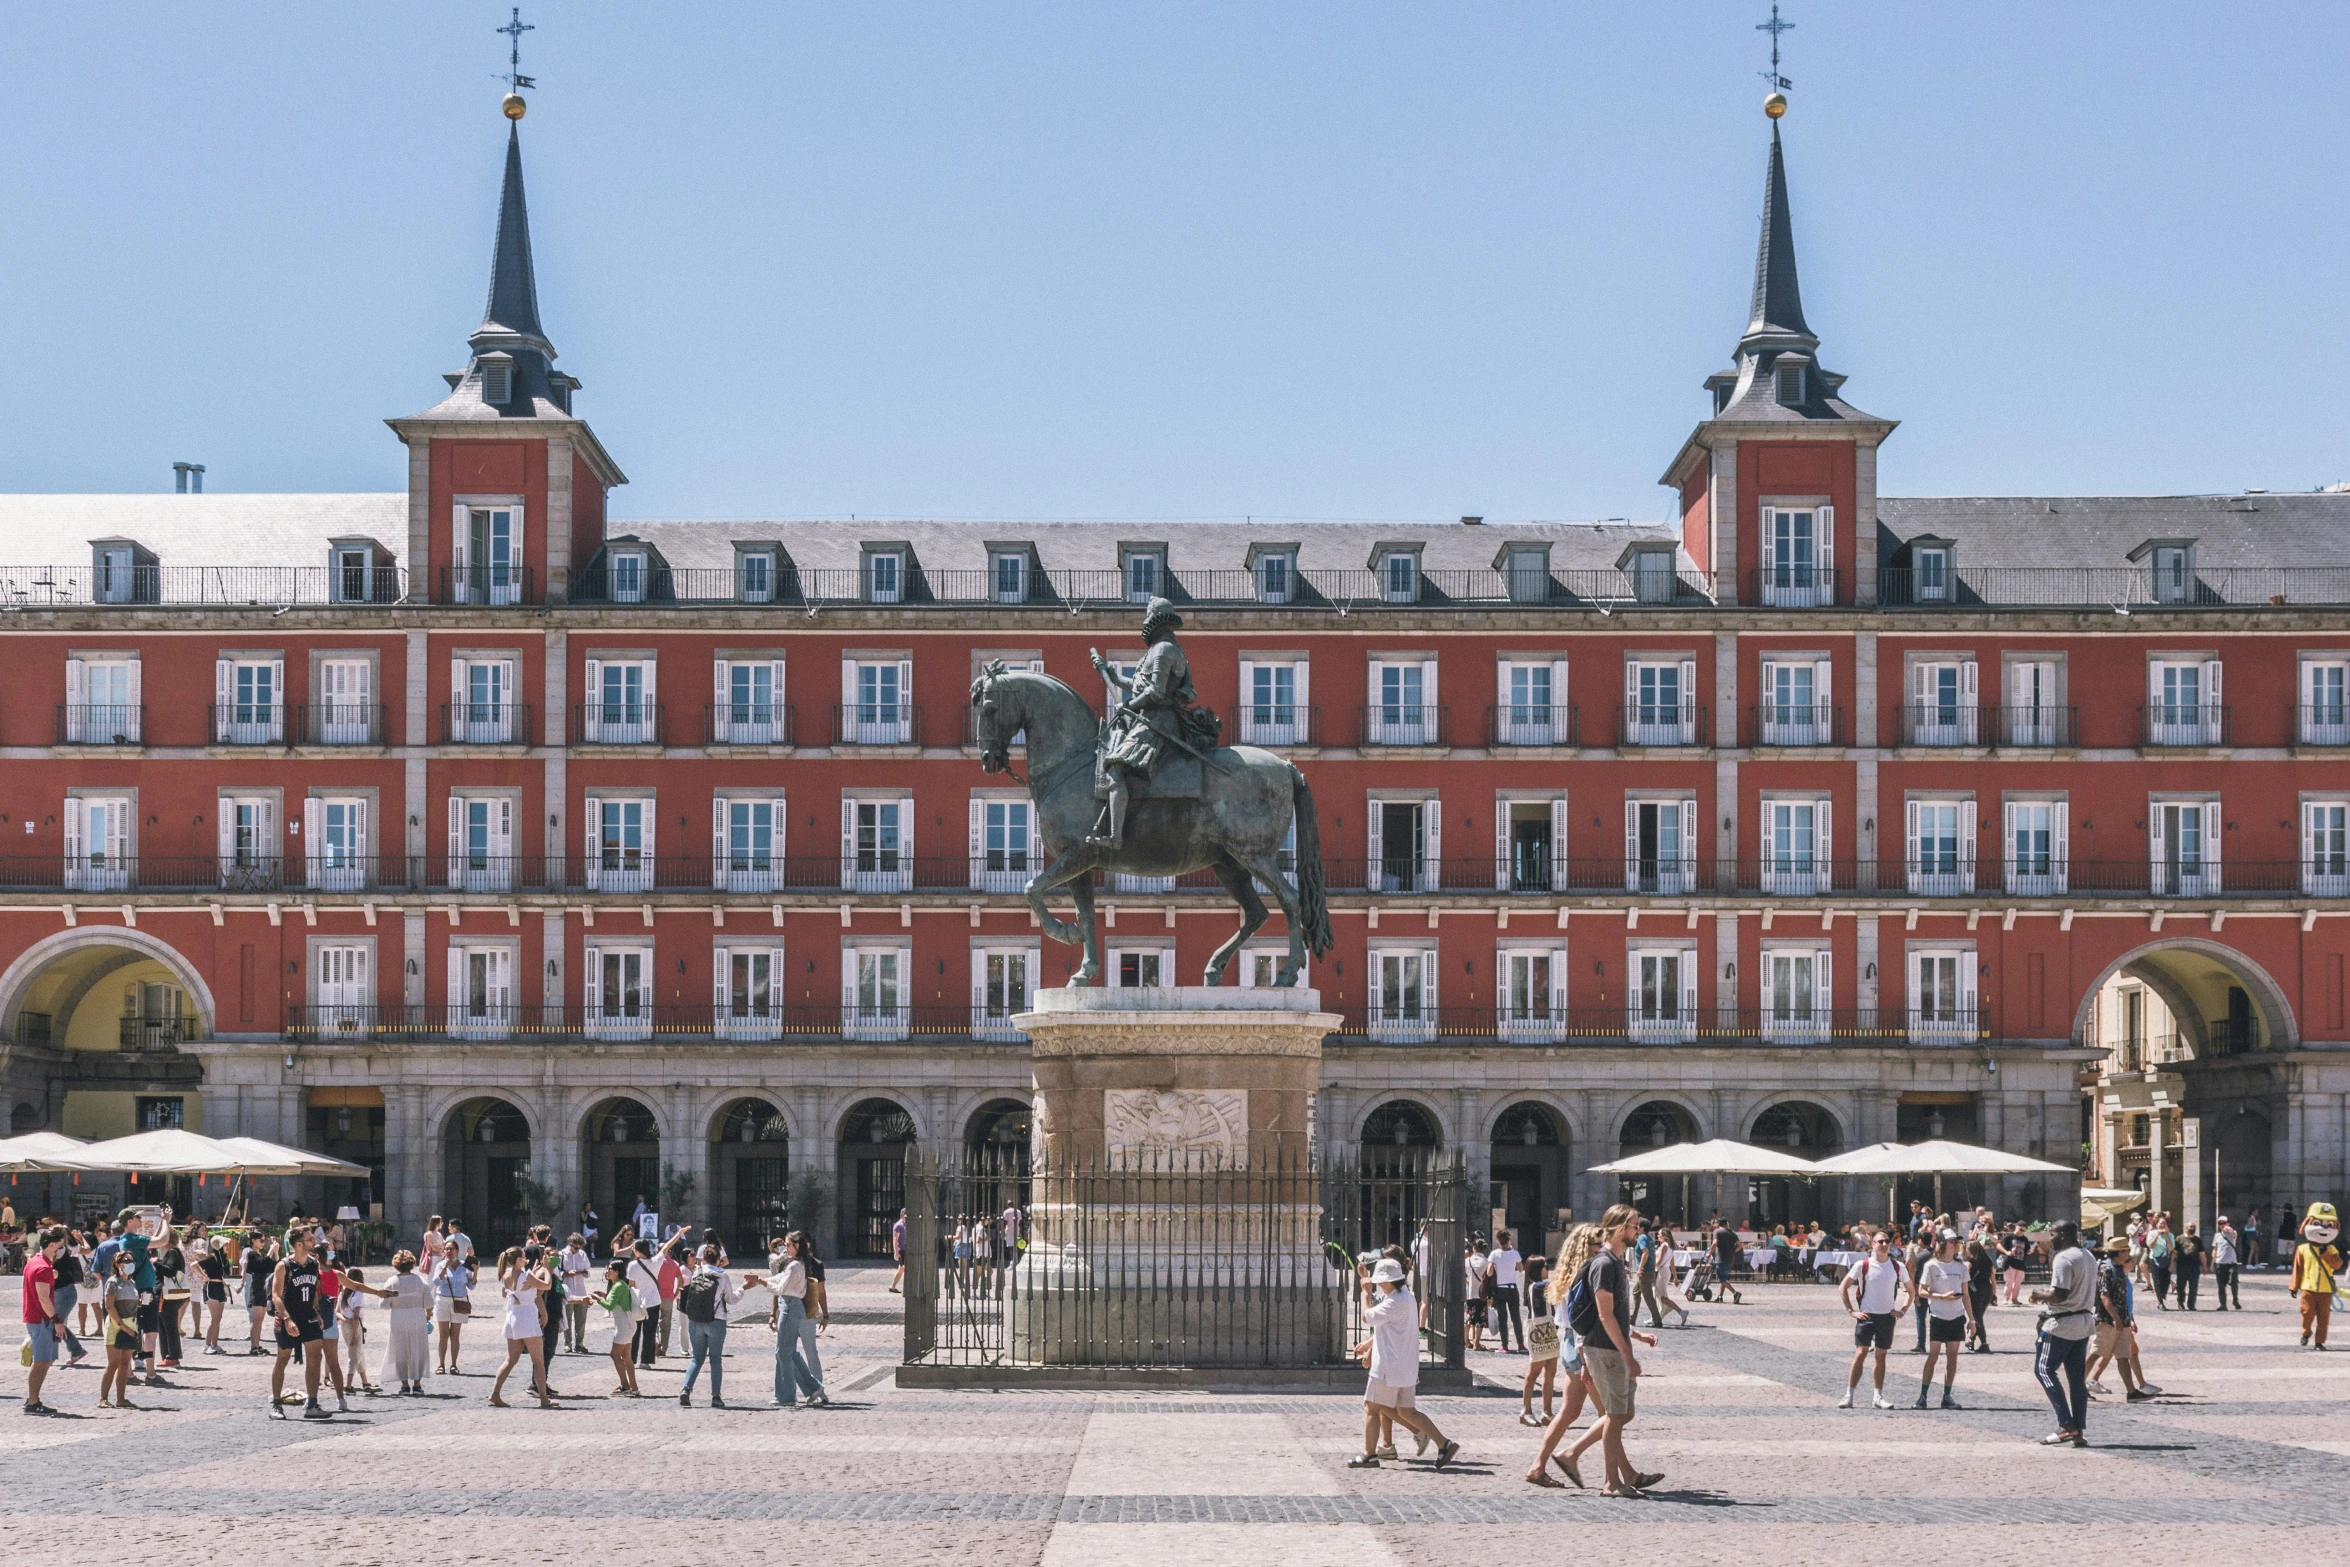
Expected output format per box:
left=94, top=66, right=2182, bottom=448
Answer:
left=1008, top=986, right=1341, bottom=1367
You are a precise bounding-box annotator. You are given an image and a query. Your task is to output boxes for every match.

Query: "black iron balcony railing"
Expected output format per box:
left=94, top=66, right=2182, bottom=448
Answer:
left=440, top=702, right=532, bottom=744
left=1878, top=564, right=2350, bottom=609
left=120, top=1015, right=195, bottom=1052
left=1747, top=704, right=1841, bottom=747
left=55, top=704, right=146, bottom=745
left=296, top=703, right=387, bottom=745
left=1234, top=704, right=1322, bottom=747
left=206, top=703, right=287, bottom=744
left=1356, top=704, right=1448, bottom=747
left=1487, top=704, right=1579, bottom=746
left=2298, top=704, right=2350, bottom=745
left=2140, top=703, right=2230, bottom=747
left=831, top=703, right=923, bottom=746
left=707, top=703, right=796, bottom=746
left=281, top=1001, right=1033, bottom=1045
left=1894, top=703, right=1987, bottom=747
left=1993, top=705, right=2076, bottom=747
left=570, top=702, right=665, bottom=746
left=49, top=855, right=415, bottom=894
left=437, top=564, right=536, bottom=606
left=0, top=564, right=410, bottom=608
left=1615, top=704, right=1711, bottom=747
left=1747, top=567, right=1837, bottom=608
left=1330, top=1005, right=1986, bottom=1046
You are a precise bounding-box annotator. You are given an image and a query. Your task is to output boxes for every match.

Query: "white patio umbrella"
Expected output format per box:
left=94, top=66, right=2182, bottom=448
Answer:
left=1807, top=1140, right=2074, bottom=1176
left=1586, top=1139, right=1822, bottom=1176
left=212, top=1136, right=368, bottom=1177
left=0, top=1132, right=89, bottom=1172
left=2080, top=1186, right=2148, bottom=1225
left=52, top=1129, right=306, bottom=1176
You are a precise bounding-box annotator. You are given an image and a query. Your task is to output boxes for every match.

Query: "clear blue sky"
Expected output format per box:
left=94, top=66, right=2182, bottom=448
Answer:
left=2, top=3, right=2344, bottom=524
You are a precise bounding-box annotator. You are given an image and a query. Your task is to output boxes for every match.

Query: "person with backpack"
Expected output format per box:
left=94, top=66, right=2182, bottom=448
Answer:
left=1837, top=1228, right=1912, bottom=1409
left=1554, top=1205, right=1661, bottom=1496
left=676, top=1243, right=743, bottom=1408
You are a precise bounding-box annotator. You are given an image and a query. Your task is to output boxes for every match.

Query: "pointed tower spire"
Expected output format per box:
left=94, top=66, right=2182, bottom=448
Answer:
left=1740, top=123, right=1813, bottom=355
left=476, top=124, right=549, bottom=354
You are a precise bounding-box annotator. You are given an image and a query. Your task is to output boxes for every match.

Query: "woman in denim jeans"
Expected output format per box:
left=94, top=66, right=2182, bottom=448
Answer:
left=768, top=1231, right=830, bottom=1407
left=676, top=1244, right=740, bottom=1408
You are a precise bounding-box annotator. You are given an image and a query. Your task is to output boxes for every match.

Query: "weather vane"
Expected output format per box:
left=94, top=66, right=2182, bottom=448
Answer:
left=498, top=7, right=536, bottom=121
left=1756, top=3, right=1792, bottom=119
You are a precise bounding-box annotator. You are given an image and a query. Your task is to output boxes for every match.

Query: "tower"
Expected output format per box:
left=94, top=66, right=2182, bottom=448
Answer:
left=1661, top=104, right=1894, bottom=606
left=387, top=101, right=626, bottom=606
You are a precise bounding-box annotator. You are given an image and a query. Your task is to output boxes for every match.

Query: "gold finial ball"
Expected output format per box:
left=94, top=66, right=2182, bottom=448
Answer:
left=1764, top=91, right=1787, bottom=120
left=502, top=92, right=528, bottom=121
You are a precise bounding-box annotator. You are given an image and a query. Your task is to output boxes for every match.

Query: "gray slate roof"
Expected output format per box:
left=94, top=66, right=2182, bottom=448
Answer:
left=0, top=494, right=407, bottom=570
left=1877, top=493, right=2350, bottom=569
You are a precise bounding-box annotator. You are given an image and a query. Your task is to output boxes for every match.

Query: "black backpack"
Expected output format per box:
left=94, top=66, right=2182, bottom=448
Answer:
left=678, top=1272, right=721, bottom=1324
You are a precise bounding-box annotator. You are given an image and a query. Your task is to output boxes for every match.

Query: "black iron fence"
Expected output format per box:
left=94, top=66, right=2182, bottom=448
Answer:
left=901, top=1149, right=1465, bottom=1373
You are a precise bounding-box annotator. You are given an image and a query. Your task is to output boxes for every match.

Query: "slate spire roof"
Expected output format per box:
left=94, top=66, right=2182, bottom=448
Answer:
left=1739, top=124, right=1814, bottom=357
left=476, top=124, right=550, bottom=355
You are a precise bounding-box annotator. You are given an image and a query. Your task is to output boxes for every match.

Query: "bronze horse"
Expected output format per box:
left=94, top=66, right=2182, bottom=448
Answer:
left=969, top=661, right=1332, bottom=986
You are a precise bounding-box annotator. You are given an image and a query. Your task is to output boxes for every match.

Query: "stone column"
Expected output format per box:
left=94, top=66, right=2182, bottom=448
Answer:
left=384, top=1084, right=432, bottom=1238
left=2180, top=1114, right=2205, bottom=1235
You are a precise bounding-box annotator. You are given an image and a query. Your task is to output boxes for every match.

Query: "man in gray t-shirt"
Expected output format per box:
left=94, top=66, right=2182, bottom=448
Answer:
left=2027, top=1221, right=2097, bottom=1446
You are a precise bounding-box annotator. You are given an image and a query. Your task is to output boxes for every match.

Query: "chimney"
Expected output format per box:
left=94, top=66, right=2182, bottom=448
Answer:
left=1459, top=515, right=1483, bottom=526
left=172, top=462, right=206, bottom=494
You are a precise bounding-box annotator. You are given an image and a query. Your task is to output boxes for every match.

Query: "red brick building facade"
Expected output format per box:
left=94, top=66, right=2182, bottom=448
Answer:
left=0, top=117, right=2337, bottom=1256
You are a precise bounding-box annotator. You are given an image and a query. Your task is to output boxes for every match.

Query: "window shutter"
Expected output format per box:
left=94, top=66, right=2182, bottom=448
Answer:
left=1239, top=659, right=1256, bottom=723
left=214, top=659, right=231, bottom=741
left=2146, top=661, right=2161, bottom=712
left=1679, top=952, right=1699, bottom=1018
left=2052, top=802, right=2069, bottom=894
left=1758, top=950, right=1774, bottom=1015
left=1367, top=797, right=1384, bottom=885
left=840, top=657, right=856, bottom=725
left=1494, top=659, right=1510, bottom=724
left=1493, top=801, right=1509, bottom=892
left=839, top=947, right=857, bottom=1017
left=2148, top=802, right=2165, bottom=889
left=897, top=660, right=915, bottom=740
left=1416, top=659, right=1438, bottom=725
left=1905, top=800, right=1921, bottom=890
left=303, top=798, right=323, bottom=883
left=445, top=946, right=463, bottom=1023
left=639, top=800, right=653, bottom=869
left=269, top=658, right=285, bottom=738
left=1423, top=799, right=1441, bottom=885
left=1957, top=799, right=1974, bottom=891
left=839, top=798, right=855, bottom=887
left=583, top=795, right=603, bottom=887
left=217, top=800, right=235, bottom=866
left=583, top=658, right=603, bottom=740
left=1816, top=950, right=1832, bottom=1018
left=1677, top=798, right=1698, bottom=877
left=969, top=795, right=985, bottom=886
left=1960, top=659, right=1978, bottom=740
left=643, top=657, right=657, bottom=714
left=447, top=795, right=463, bottom=883
left=2301, top=659, right=2315, bottom=712
left=2001, top=801, right=2017, bottom=889
left=1292, top=659, right=1309, bottom=726
left=2203, top=802, right=2222, bottom=891
left=712, top=945, right=729, bottom=1013
left=1816, top=503, right=1834, bottom=577
left=63, top=798, right=82, bottom=878
left=1551, top=797, right=1571, bottom=886
left=711, top=796, right=727, bottom=884
left=2203, top=659, right=2222, bottom=724
left=2305, top=803, right=2318, bottom=886
left=65, top=658, right=85, bottom=725
left=771, top=796, right=787, bottom=864
left=710, top=659, right=730, bottom=741
left=123, top=661, right=139, bottom=738
left=1959, top=952, right=1979, bottom=1031
left=1622, top=799, right=1639, bottom=891
left=583, top=945, right=602, bottom=1017
left=1812, top=659, right=1832, bottom=725
left=451, top=655, right=466, bottom=720
left=1679, top=659, right=1698, bottom=734
left=770, top=946, right=787, bottom=1014
left=493, top=797, right=513, bottom=865
left=1551, top=659, right=1570, bottom=729
left=771, top=660, right=789, bottom=735
left=255, top=799, right=272, bottom=865
left=1623, top=660, right=1638, bottom=723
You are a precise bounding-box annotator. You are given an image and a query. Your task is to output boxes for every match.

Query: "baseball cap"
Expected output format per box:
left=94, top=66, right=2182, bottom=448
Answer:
left=1371, top=1259, right=1406, bottom=1284
left=2218, top=1215, right=2230, bottom=1224
left=1938, top=1227, right=1958, bottom=1241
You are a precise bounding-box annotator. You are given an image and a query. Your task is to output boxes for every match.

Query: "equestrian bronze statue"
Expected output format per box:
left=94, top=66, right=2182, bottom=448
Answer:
left=968, top=599, right=1332, bottom=987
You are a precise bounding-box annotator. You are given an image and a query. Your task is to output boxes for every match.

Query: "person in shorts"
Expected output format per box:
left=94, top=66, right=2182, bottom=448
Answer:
left=269, top=1226, right=329, bottom=1421
left=2086, top=1234, right=2151, bottom=1401
left=1838, top=1229, right=1911, bottom=1409
left=1914, top=1228, right=1972, bottom=1409
left=1346, top=1258, right=1457, bottom=1471
left=1558, top=1205, right=1662, bottom=1497
left=21, top=1225, right=66, bottom=1415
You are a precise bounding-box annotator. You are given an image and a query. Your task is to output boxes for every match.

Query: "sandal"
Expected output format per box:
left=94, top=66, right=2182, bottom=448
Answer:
left=1523, top=1469, right=1565, bottom=1488
left=1632, top=1470, right=1666, bottom=1489
left=1601, top=1483, right=1645, bottom=1499
left=1553, top=1454, right=1585, bottom=1489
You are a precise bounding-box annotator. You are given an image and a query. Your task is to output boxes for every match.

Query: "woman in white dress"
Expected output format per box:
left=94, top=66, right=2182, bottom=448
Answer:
left=488, top=1243, right=559, bottom=1409
left=344, top=1250, right=432, bottom=1394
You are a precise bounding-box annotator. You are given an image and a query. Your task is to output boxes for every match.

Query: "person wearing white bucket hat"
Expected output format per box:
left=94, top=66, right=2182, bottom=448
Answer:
left=1347, top=1257, right=1457, bottom=1471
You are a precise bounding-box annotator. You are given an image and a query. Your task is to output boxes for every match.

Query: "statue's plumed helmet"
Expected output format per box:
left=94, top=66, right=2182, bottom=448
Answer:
left=1142, top=597, right=1182, bottom=636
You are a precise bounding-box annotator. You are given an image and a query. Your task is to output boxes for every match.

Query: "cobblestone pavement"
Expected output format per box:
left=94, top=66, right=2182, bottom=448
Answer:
left=0, top=1263, right=2334, bottom=1563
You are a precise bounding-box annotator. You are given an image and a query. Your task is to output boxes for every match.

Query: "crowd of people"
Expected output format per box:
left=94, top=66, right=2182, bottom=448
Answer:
left=14, top=1205, right=841, bottom=1419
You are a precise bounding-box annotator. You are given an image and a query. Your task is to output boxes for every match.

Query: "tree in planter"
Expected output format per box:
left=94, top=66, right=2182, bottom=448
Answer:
left=788, top=1170, right=832, bottom=1254
left=516, top=1172, right=571, bottom=1234
left=659, top=1165, right=696, bottom=1236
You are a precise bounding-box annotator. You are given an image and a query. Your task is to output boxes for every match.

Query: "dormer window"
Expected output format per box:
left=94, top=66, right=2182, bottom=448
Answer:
left=991, top=550, right=1028, bottom=604
left=329, top=539, right=390, bottom=605
left=479, top=355, right=514, bottom=407
left=1619, top=543, right=1678, bottom=605
left=1775, top=363, right=1805, bottom=407
left=1378, top=551, right=1420, bottom=604
left=1256, top=551, right=1294, bottom=605
left=868, top=550, right=903, bottom=604
left=1915, top=545, right=1952, bottom=603
left=1122, top=547, right=1163, bottom=603
left=608, top=548, right=647, bottom=604
left=736, top=547, right=777, bottom=604
left=2153, top=546, right=2192, bottom=604
left=1504, top=546, right=1550, bottom=604
left=91, top=539, right=156, bottom=605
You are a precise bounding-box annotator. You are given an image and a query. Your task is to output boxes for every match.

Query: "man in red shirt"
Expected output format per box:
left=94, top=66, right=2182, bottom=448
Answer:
left=21, top=1225, right=66, bottom=1415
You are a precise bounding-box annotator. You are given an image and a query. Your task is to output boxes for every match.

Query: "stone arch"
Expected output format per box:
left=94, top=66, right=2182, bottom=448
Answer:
left=439, top=1094, right=536, bottom=1255
left=1487, top=1099, right=1571, bottom=1250
left=1608, top=1094, right=1706, bottom=1148
left=836, top=1096, right=918, bottom=1258
left=0, top=925, right=219, bottom=1042
left=707, top=1095, right=792, bottom=1258
left=1740, top=1097, right=1848, bottom=1151
left=837, top=1095, right=919, bottom=1146
left=1355, top=1094, right=1448, bottom=1148
left=431, top=1089, right=543, bottom=1147
left=2069, top=938, right=2298, bottom=1056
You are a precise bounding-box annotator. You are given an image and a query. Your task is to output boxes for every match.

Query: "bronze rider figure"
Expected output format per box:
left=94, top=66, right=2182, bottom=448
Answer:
left=1087, top=597, right=1220, bottom=848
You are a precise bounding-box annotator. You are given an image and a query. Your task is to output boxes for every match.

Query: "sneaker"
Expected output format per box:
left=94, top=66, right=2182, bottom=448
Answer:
left=711, top=1398, right=727, bottom=1409
left=1375, top=1443, right=1398, bottom=1460
left=678, top=1393, right=691, bottom=1407
left=1835, top=1390, right=1854, bottom=1409
left=2138, top=1382, right=2163, bottom=1395
left=21, top=1401, right=48, bottom=1416
left=302, top=1402, right=331, bottom=1420
left=1940, top=1393, right=1962, bottom=1410
left=1412, top=1431, right=1430, bottom=1456
left=269, top=1400, right=288, bottom=1420
left=1434, top=1440, right=1460, bottom=1470
left=1911, top=1391, right=1929, bottom=1409
left=2038, top=1430, right=2077, bottom=1446
left=1346, top=1454, right=1380, bottom=1468
left=1871, top=1393, right=1895, bottom=1410
left=2084, top=1379, right=2110, bottom=1395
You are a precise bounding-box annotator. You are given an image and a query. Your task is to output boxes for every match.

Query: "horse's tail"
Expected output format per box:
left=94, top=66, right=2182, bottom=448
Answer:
left=1288, top=765, right=1335, bottom=960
